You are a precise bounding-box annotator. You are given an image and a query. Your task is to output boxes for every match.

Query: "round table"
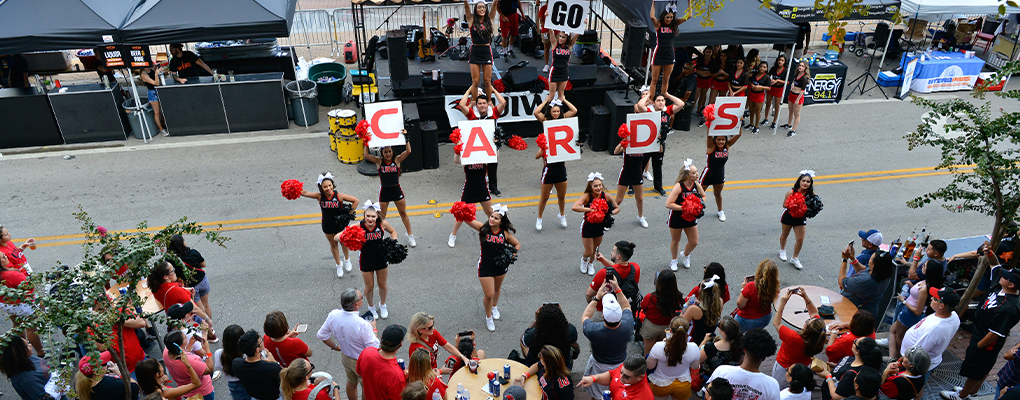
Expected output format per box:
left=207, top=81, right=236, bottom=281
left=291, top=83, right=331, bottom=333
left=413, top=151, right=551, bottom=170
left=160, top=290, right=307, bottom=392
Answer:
left=448, top=358, right=541, bottom=400
left=774, top=285, right=857, bottom=331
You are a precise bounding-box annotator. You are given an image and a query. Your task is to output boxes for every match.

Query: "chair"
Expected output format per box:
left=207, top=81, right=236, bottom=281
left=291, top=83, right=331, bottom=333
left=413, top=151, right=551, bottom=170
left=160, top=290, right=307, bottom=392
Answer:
left=974, top=32, right=995, bottom=54
left=868, top=23, right=891, bottom=51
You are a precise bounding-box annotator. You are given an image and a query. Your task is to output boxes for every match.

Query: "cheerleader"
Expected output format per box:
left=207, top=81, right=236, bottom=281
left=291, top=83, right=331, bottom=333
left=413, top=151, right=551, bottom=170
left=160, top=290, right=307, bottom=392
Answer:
left=300, top=173, right=360, bottom=278
left=701, top=131, right=740, bottom=222
left=572, top=173, right=620, bottom=275
left=708, top=50, right=729, bottom=105
left=613, top=134, right=648, bottom=228
left=746, top=61, right=771, bottom=134
left=635, top=89, right=684, bottom=196
left=762, top=55, right=787, bottom=130
left=726, top=58, right=748, bottom=97
left=461, top=203, right=520, bottom=331
left=694, top=47, right=716, bottom=119
left=533, top=93, right=577, bottom=230
left=648, top=0, right=691, bottom=95
left=362, top=133, right=416, bottom=247
left=342, top=201, right=398, bottom=319
left=449, top=155, right=495, bottom=248
left=778, top=171, right=815, bottom=270
left=464, top=0, right=499, bottom=103
left=548, top=31, right=578, bottom=103
left=666, top=160, right=706, bottom=270
left=458, top=87, right=507, bottom=196
left=780, top=60, right=810, bottom=137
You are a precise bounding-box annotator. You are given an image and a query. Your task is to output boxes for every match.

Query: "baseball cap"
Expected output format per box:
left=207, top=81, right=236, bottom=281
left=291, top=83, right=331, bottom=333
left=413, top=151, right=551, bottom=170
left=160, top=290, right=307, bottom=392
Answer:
left=381, top=324, right=407, bottom=347
left=504, top=385, right=527, bottom=400
left=858, top=229, right=883, bottom=246
left=1002, top=269, right=1020, bottom=287
left=166, top=302, right=194, bottom=320
left=79, top=351, right=112, bottom=376
left=602, top=295, right=623, bottom=323
left=929, top=287, right=960, bottom=308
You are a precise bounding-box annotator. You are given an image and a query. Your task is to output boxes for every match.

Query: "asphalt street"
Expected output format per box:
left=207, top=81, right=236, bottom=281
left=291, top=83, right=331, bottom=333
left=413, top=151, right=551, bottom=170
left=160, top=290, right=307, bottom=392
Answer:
left=1, top=88, right=1017, bottom=398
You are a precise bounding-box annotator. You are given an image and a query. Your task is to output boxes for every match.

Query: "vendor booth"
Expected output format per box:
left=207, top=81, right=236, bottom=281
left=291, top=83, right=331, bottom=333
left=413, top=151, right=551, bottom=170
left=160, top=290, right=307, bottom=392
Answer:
left=763, top=0, right=900, bottom=23
left=902, top=51, right=986, bottom=92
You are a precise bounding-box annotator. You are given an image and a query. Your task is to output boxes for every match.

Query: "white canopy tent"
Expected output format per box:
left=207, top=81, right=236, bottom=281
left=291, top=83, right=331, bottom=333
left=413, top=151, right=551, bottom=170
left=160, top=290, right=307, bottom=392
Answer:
left=900, top=0, right=1019, bottom=17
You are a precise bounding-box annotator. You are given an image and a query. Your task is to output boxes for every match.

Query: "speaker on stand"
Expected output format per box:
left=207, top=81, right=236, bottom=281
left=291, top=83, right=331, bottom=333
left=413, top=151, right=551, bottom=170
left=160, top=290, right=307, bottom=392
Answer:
left=387, top=29, right=410, bottom=97
left=621, top=25, right=648, bottom=71
left=398, top=103, right=423, bottom=172
left=420, top=120, right=440, bottom=169
left=605, top=90, right=638, bottom=152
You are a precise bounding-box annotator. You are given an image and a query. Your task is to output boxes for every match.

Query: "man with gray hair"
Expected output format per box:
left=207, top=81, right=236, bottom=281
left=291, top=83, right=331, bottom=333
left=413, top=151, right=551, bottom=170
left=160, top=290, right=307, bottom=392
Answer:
left=318, top=288, right=379, bottom=400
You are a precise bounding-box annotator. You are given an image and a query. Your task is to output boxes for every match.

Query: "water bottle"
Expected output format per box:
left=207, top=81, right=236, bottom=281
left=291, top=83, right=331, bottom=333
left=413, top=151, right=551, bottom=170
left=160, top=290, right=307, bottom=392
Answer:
left=457, top=383, right=468, bottom=400
left=433, top=390, right=443, bottom=400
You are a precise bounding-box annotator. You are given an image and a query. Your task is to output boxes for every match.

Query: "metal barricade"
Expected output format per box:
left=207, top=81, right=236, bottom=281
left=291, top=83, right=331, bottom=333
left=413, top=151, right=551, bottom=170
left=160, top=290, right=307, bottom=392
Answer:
left=282, top=9, right=339, bottom=57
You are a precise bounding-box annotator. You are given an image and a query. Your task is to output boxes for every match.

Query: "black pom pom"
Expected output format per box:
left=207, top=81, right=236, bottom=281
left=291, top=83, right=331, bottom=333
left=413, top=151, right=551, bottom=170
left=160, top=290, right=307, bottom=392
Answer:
left=334, top=203, right=357, bottom=228
left=492, top=244, right=518, bottom=269
left=493, top=126, right=511, bottom=150
left=380, top=238, right=408, bottom=264
left=602, top=212, right=615, bottom=229
left=805, top=194, right=824, bottom=219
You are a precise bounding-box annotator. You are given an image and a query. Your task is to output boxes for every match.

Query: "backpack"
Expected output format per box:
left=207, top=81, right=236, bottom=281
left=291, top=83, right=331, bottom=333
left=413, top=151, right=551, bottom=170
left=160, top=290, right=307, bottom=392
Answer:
left=604, top=266, right=643, bottom=341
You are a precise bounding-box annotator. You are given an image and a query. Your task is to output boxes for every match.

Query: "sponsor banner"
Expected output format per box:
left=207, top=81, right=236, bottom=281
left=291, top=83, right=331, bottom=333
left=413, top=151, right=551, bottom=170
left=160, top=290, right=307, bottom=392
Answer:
left=805, top=73, right=843, bottom=103
left=445, top=91, right=550, bottom=126
left=900, top=58, right=918, bottom=98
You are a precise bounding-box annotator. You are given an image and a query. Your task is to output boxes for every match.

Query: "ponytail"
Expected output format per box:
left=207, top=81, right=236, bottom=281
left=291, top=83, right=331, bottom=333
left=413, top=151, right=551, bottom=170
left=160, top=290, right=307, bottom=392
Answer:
left=280, top=359, right=313, bottom=400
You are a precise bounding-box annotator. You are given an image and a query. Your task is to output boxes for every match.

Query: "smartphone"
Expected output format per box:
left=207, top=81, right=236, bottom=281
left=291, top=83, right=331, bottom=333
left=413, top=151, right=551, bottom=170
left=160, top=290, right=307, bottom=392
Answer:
left=295, top=324, right=308, bottom=333
left=791, top=288, right=802, bottom=295
left=848, top=240, right=855, bottom=247
left=361, top=310, right=375, bottom=322
left=744, top=275, right=754, bottom=283
left=459, top=330, right=474, bottom=337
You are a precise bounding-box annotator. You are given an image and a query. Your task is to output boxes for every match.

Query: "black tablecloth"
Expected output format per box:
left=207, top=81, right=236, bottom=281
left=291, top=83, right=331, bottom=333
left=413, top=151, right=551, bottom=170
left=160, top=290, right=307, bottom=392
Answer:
left=803, top=60, right=848, bottom=105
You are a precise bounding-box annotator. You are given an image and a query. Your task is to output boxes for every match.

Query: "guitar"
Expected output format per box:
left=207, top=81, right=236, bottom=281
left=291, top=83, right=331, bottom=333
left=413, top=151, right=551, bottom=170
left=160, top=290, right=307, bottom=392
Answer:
left=418, top=11, right=435, bottom=61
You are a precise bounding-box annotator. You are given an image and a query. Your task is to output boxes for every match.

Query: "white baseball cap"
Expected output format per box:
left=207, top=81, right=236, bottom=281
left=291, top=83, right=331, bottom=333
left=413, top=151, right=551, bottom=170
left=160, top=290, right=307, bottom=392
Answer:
left=602, top=295, right=623, bottom=323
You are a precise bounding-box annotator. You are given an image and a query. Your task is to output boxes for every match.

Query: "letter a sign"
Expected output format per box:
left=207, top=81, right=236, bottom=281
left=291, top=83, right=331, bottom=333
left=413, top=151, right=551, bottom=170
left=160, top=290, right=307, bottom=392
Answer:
left=364, top=101, right=405, bottom=147
left=543, top=117, right=581, bottom=163
left=545, top=0, right=589, bottom=35
left=708, top=97, right=747, bottom=136
left=458, top=119, right=498, bottom=165
left=626, top=112, right=659, bottom=154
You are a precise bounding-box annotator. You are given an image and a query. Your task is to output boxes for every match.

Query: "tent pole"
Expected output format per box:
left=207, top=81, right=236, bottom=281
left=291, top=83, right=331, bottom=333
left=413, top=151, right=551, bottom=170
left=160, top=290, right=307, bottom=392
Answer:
left=126, top=69, right=151, bottom=144
left=773, top=48, right=794, bottom=136
left=292, top=58, right=309, bottom=130
left=877, top=22, right=893, bottom=72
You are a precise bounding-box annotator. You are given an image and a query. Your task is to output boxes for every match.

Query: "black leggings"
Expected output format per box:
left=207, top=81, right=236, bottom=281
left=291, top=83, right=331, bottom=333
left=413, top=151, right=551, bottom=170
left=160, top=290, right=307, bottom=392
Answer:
left=641, top=151, right=664, bottom=189
left=488, top=163, right=499, bottom=192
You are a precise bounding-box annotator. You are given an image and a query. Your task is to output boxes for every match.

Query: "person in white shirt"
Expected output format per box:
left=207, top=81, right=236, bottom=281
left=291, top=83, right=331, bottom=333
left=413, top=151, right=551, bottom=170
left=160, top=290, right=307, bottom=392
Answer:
left=708, top=328, right=780, bottom=400
left=646, top=316, right=702, bottom=399
left=779, top=364, right=816, bottom=400
left=900, top=287, right=961, bottom=371
left=318, top=288, right=380, bottom=400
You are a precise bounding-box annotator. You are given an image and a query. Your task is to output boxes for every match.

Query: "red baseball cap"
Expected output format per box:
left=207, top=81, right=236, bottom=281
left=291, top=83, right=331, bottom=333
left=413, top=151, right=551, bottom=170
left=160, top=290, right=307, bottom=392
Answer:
left=78, top=351, right=112, bottom=376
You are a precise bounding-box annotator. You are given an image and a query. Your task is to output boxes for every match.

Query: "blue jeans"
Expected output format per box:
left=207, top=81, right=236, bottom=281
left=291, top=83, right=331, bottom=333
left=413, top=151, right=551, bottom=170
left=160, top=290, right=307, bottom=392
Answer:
left=228, top=381, right=252, bottom=400
left=147, top=89, right=159, bottom=102
left=735, top=313, right=772, bottom=332
left=204, top=391, right=215, bottom=400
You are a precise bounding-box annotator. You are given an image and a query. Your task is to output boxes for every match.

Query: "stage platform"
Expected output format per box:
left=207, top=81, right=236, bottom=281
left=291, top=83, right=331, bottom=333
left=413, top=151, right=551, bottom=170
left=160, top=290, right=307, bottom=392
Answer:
left=372, top=48, right=629, bottom=138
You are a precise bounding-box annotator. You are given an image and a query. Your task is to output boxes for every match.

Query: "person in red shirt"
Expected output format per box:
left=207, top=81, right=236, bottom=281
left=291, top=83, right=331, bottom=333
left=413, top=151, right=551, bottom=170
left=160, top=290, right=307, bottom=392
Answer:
left=639, top=270, right=682, bottom=354
left=264, top=311, right=313, bottom=368
left=407, top=312, right=471, bottom=373
left=735, top=259, right=779, bottom=332
left=280, top=358, right=341, bottom=400
left=358, top=324, right=408, bottom=400
left=0, top=251, right=43, bottom=357
left=771, top=287, right=826, bottom=389
left=578, top=355, right=655, bottom=400
left=0, top=226, right=34, bottom=273
left=824, top=310, right=876, bottom=362
left=585, top=241, right=641, bottom=314
left=879, top=345, right=929, bottom=400
left=108, top=312, right=148, bottom=374
left=685, top=262, right=731, bottom=304
left=408, top=348, right=448, bottom=400
left=147, top=261, right=210, bottom=322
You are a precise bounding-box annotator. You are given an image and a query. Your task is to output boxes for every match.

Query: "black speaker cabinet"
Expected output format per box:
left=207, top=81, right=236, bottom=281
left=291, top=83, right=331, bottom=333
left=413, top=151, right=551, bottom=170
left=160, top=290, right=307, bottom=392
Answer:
left=588, top=105, right=610, bottom=152
left=443, top=71, right=473, bottom=94
left=420, top=120, right=440, bottom=169
left=672, top=103, right=694, bottom=132
left=621, top=25, right=648, bottom=70
left=0, top=88, right=63, bottom=148
left=397, top=103, right=423, bottom=172
left=387, top=30, right=409, bottom=83
left=604, top=89, right=638, bottom=152
left=571, top=65, right=597, bottom=87
left=504, top=66, right=538, bottom=91
left=394, top=75, right=423, bottom=97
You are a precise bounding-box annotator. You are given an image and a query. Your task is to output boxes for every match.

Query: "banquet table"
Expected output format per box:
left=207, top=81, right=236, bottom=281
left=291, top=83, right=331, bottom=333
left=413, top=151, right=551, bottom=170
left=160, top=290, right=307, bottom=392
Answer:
left=774, top=285, right=858, bottom=331
left=448, top=358, right=541, bottom=400
left=902, top=51, right=986, bottom=93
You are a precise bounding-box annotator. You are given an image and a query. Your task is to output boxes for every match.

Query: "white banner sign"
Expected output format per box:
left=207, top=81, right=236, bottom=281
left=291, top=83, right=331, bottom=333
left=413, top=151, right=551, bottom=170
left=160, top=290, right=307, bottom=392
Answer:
left=364, top=101, right=405, bottom=147
left=544, top=0, right=590, bottom=35
left=708, top=96, right=747, bottom=136
left=626, top=112, right=659, bottom=154
left=899, top=58, right=918, bottom=98
left=445, top=91, right=549, bottom=126
left=543, top=117, right=581, bottom=163
left=457, top=119, right=498, bottom=165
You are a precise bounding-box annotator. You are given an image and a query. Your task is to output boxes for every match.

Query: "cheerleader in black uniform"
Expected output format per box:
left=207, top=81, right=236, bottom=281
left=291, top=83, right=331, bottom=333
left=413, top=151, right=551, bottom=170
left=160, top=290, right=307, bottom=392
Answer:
left=635, top=89, right=684, bottom=196
left=701, top=132, right=740, bottom=222
left=613, top=134, right=648, bottom=228
left=457, top=87, right=508, bottom=196
left=666, top=161, right=706, bottom=271
left=548, top=31, right=578, bottom=103
left=571, top=173, right=620, bottom=276
left=464, top=0, right=499, bottom=103
left=778, top=171, right=814, bottom=270
left=344, top=202, right=398, bottom=319
left=762, top=55, right=788, bottom=130
left=300, top=173, right=360, bottom=278
left=709, top=50, right=729, bottom=106
left=648, top=0, right=690, bottom=95
left=461, top=204, right=520, bottom=331
left=450, top=155, right=495, bottom=248
left=694, top=47, right=717, bottom=121
left=363, top=132, right=416, bottom=247
left=533, top=93, right=577, bottom=230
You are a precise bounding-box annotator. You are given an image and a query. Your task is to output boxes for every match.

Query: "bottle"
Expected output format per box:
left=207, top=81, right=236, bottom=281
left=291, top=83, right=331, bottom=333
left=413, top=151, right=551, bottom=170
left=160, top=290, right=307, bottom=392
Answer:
left=889, top=236, right=902, bottom=258
left=457, top=383, right=468, bottom=400
left=433, top=390, right=443, bottom=400
left=902, top=230, right=917, bottom=258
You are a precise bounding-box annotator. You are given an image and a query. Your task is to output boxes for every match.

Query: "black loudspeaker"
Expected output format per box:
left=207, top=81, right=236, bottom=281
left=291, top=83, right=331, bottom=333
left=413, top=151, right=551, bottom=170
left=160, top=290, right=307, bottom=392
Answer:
left=604, top=90, right=638, bottom=152
left=504, top=67, right=538, bottom=91
left=672, top=103, right=694, bottom=132
left=588, top=105, right=610, bottom=152
left=420, top=120, right=440, bottom=169
left=443, top=71, right=473, bottom=94
left=570, top=65, right=597, bottom=86
left=387, top=30, right=409, bottom=83
left=621, top=25, right=647, bottom=70
left=394, top=75, right=423, bottom=97
left=397, top=103, right=423, bottom=172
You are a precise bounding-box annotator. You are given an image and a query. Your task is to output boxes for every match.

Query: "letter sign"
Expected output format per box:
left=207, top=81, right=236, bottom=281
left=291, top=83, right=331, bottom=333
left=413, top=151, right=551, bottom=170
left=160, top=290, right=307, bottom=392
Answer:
left=543, top=117, right=581, bottom=163
left=708, top=97, right=747, bottom=136
left=364, top=101, right=406, bottom=147
left=626, top=112, right=659, bottom=154
left=458, top=119, right=498, bottom=165
left=544, top=0, right=589, bottom=35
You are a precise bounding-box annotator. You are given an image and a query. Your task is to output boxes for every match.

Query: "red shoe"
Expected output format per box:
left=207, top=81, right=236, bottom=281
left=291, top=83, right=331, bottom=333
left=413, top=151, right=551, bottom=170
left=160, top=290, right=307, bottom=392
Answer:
left=207, top=330, right=219, bottom=343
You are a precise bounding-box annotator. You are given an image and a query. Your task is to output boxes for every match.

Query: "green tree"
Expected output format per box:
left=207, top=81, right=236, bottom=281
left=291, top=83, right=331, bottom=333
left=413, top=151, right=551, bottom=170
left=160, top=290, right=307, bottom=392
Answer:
left=904, top=61, right=1020, bottom=314
left=0, top=208, right=228, bottom=400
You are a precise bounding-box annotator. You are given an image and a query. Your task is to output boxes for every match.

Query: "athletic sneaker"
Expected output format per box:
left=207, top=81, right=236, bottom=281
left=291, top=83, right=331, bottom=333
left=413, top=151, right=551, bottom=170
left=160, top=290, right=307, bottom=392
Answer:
left=336, top=264, right=344, bottom=278
left=542, top=65, right=550, bottom=72
left=508, top=49, right=516, bottom=58
left=760, top=119, right=769, bottom=126
left=491, top=188, right=502, bottom=196
left=779, top=249, right=788, bottom=261
left=770, top=123, right=777, bottom=130
left=491, top=306, right=501, bottom=320
left=367, top=305, right=378, bottom=319
left=787, top=131, right=796, bottom=137
left=587, top=262, right=595, bottom=276
left=213, top=371, right=222, bottom=380
left=940, top=391, right=968, bottom=400
left=697, top=119, right=706, bottom=128
left=627, top=187, right=635, bottom=196
left=779, top=124, right=792, bottom=129
left=486, top=317, right=496, bottom=332
left=379, top=304, right=389, bottom=319
left=160, top=129, right=169, bottom=137
left=654, top=188, right=667, bottom=196
left=580, top=258, right=588, bottom=273
left=791, top=258, right=803, bottom=270
left=670, top=259, right=678, bottom=271
left=643, top=171, right=653, bottom=181
left=683, top=254, right=691, bottom=269
left=638, top=216, right=648, bottom=228
left=875, top=337, right=889, bottom=347
left=536, top=218, right=543, bottom=231
left=743, top=123, right=752, bottom=130
left=558, top=214, right=568, bottom=227
left=407, top=234, right=417, bottom=247
left=718, top=211, right=726, bottom=222
left=752, top=127, right=760, bottom=134
left=344, top=258, right=353, bottom=272
left=207, top=330, right=219, bottom=343
left=448, top=234, right=457, bottom=248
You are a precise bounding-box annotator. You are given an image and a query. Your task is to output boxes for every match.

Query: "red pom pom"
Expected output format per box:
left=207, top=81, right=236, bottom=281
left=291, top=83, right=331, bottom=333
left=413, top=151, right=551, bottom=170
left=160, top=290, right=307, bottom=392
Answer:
left=493, top=79, right=505, bottom=93
left=536, top=134, right=548, bottom=150
left=785, top=192, right=807, bottom=218
left=454, top=143, right=464, bottom=155
left=565, top=81, right=573, bottom=91
left=585, top=210, right=605, bottom=224
left=449, top=128, right=462, bottom=144
left=617, top=123, right=630, bottom=139
left=355, top=120, right=372, bottom=146
left=537, top=76, right=550, bottom=90
left=591, top=198, right=609, bottom=213
left=450, top=201, right=477, bottom=223
left=508, top=135, right=528, bottom=151
left=280, top=179, right=303, bottom=200
left=620, top=139, right=630, bottom=149
left=703, top=104, right=716, bottom=128
left=337, top=225, right=367, bottom=251
left=681, top=194, right=705, bottom=222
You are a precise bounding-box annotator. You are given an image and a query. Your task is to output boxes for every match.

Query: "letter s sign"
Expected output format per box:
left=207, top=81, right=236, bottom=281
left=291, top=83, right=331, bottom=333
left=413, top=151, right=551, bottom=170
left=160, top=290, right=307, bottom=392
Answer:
left=708, top=97, right=747, bottom=136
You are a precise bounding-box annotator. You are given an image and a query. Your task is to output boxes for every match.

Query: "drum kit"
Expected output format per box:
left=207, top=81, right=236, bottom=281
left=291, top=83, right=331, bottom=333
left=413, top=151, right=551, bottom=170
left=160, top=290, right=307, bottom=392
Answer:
left=327, top=109, right=367, bottom=164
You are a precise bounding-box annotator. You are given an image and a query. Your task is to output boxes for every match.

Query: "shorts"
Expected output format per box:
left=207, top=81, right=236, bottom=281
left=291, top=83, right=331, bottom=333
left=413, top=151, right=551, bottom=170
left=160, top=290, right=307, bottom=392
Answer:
left=379, top=185, right=404, bottom=202
left=500, top=13, right=519, bottom=37
left=781, top=209, right=806, bottom=226
left=748, top=90, right=766, bottom=104
left=650, top=379, right=692, bottom=400
left=640, top=321, right=669, bottom=341
left=768, top=86, right=785, bottom=98
left=580, top=219, right=605, bottom=239
left=341, top=353, right=361, bottom=384
left=147, top=89, right=159, bottom=102
left=470, top=45, right=494, bottom=65
left=734, top=312, right=771, bottom=332
left=478, top=258, right=508, bottom=277
left=583, top=356, right=620, bottom=399
left=462, top=182, right=491, bottom=204
left=668, top=209, right=697, bottom=229
left=652, top=46, right=675, bottom=66
left=895, top=302, right=923, bottom=328
left=617, top=166, right=644, bottom=187
left=541, top=162, right=567, bottom=184
left=788, top=92, right=805, bottom=105
left=549, top=66, right=568, bottom=83
left=0, top=302, right=34, bottom=317
left=712, top=80, right=729, bottom=92
left=961, top=333, right=1006, bottom=380
left=193, top=276, right=211, bottom=298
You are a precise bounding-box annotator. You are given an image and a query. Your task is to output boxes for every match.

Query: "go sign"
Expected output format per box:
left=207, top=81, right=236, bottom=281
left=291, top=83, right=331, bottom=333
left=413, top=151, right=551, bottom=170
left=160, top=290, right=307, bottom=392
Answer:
left=545, top=0, right=589, bottom=35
